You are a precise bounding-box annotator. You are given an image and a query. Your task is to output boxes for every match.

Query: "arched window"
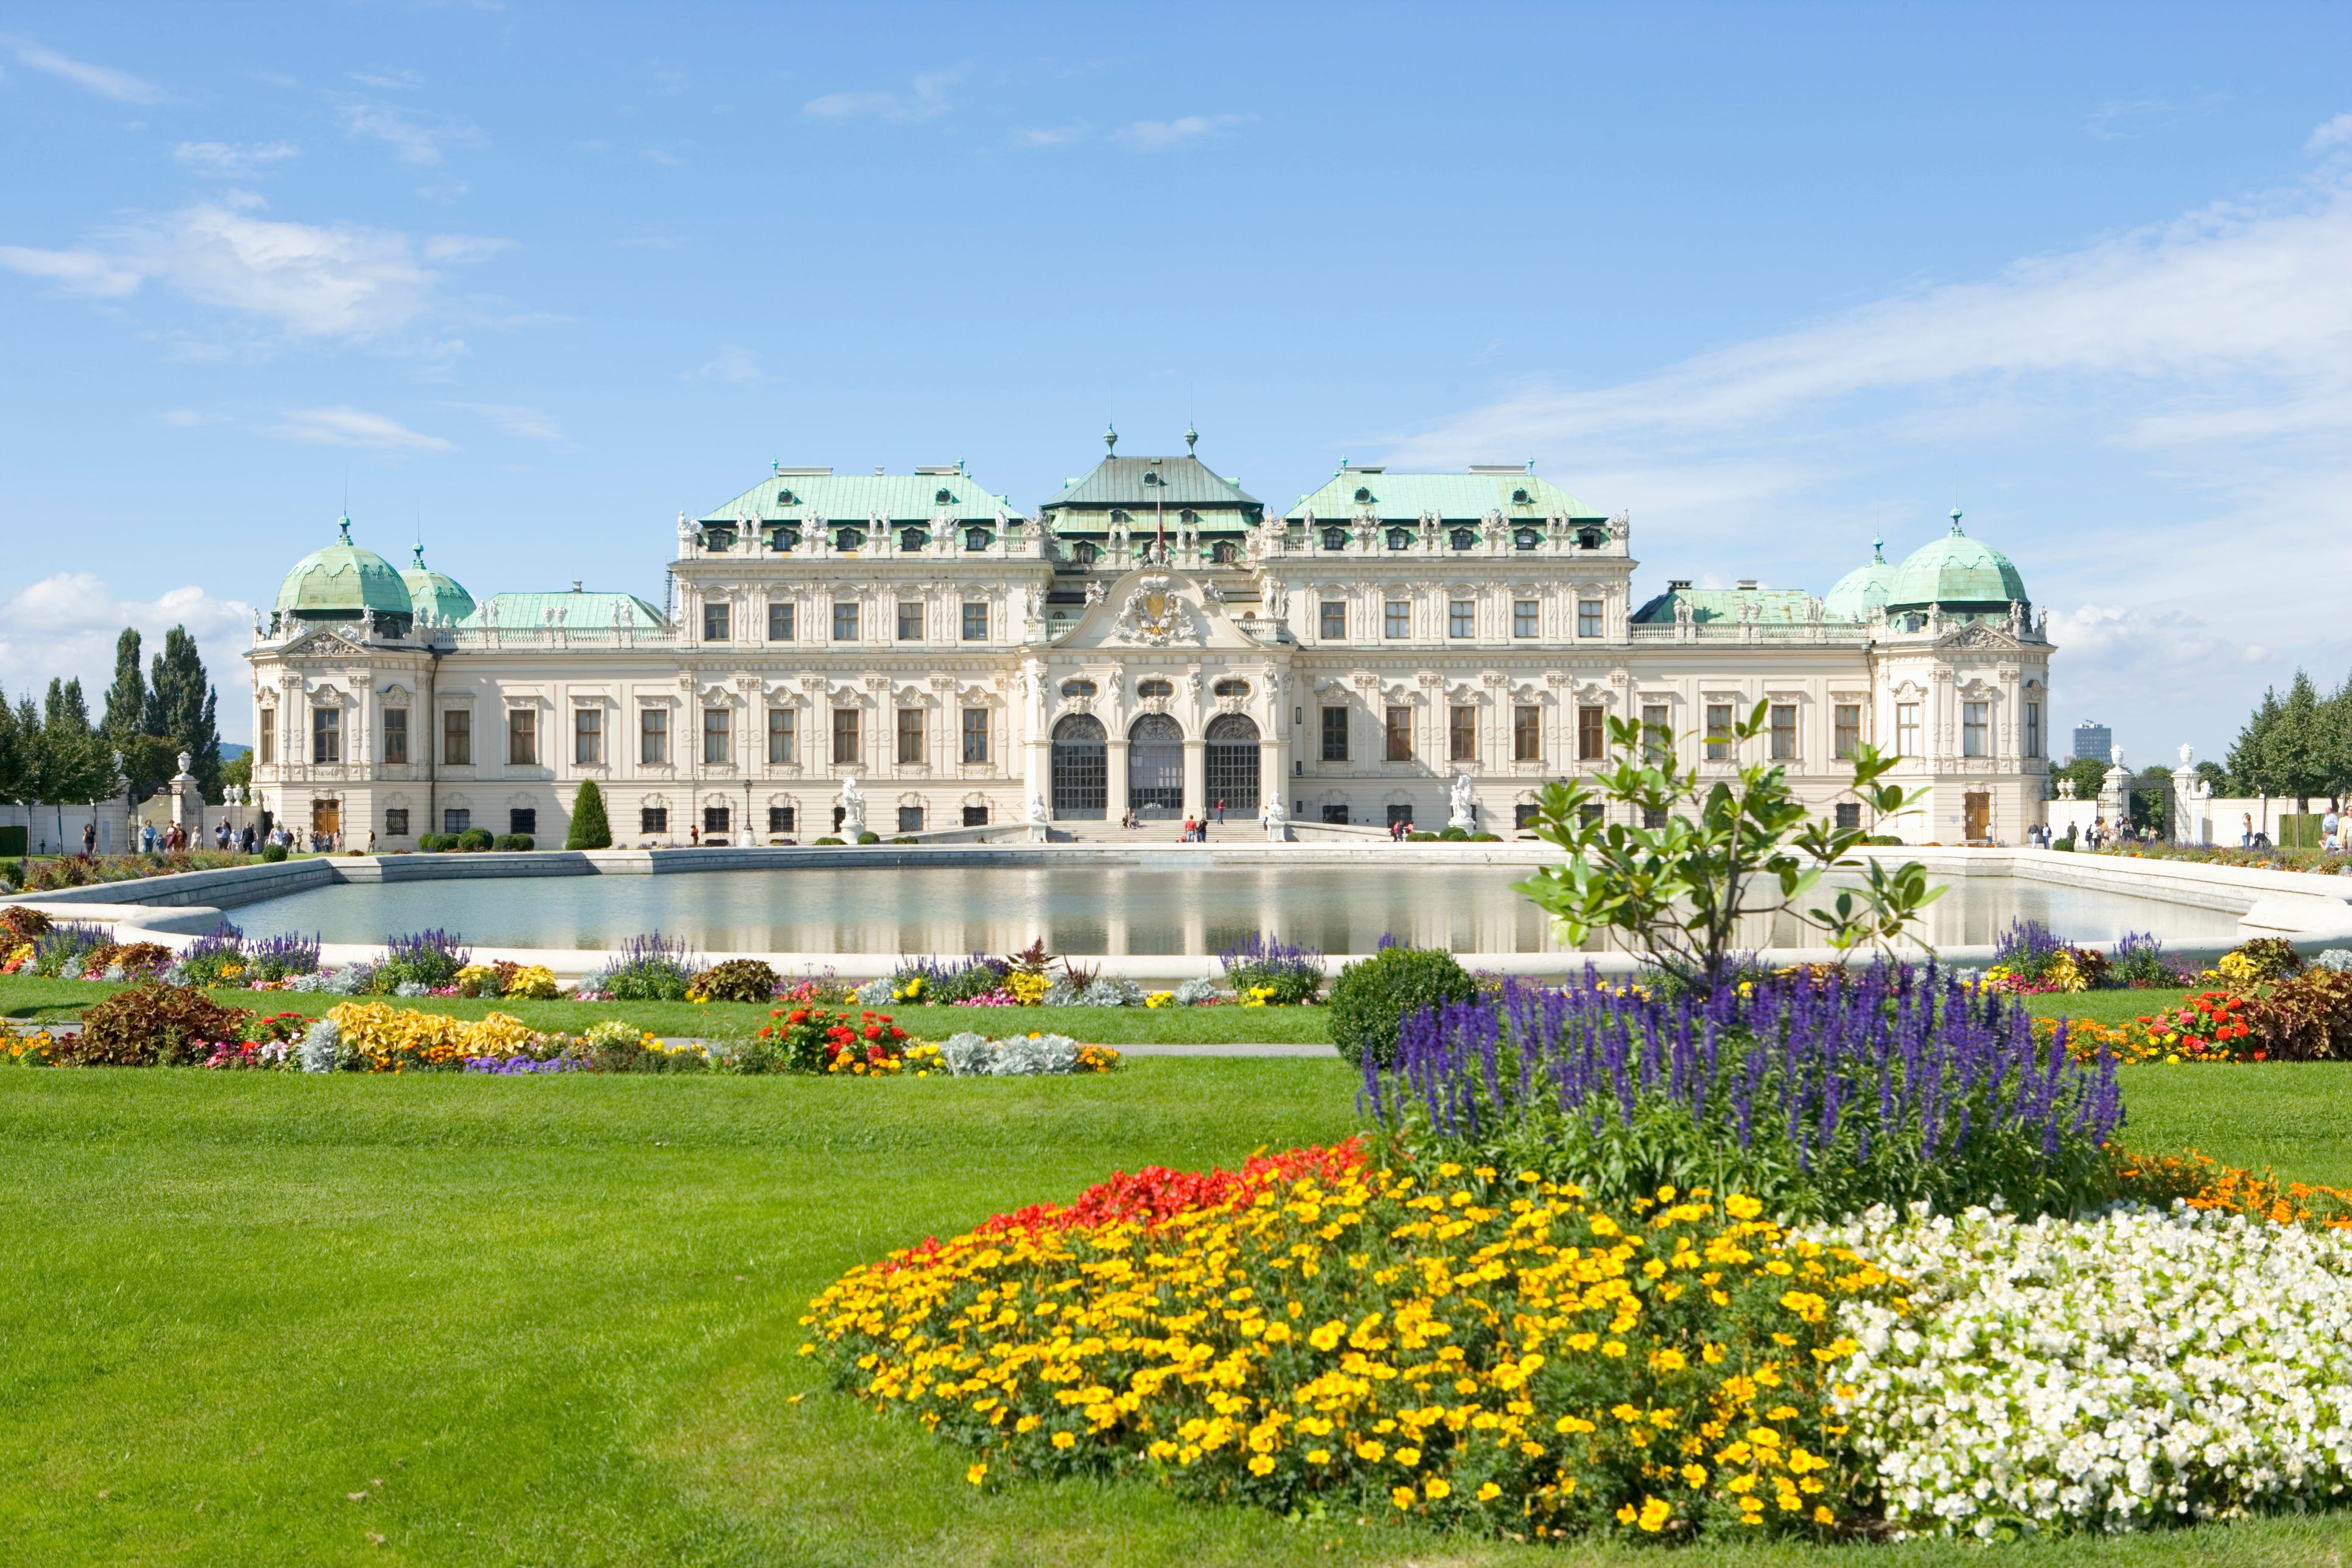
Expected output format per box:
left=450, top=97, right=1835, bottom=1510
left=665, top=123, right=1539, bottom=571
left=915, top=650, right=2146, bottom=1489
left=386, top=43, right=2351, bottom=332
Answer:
left=1204, top=712, right=1261, bottom=811
left=1073, top=541, right=1099, bottom=565
left=1210, top=540, right=1236, bottom=564
left=934, top=488, right=954, bottom=505
left=774, top=527, right=801, bottom=551
left=1353, top=486, right=1373, bottom=503
left=1136, top=677, right=1174, bottom=699
left=900, top=528, right=926, bottom=552
left=1514, top=529, right=1540, bottom=550
left=1143, top=471, right=1161, bottom=487
left=1059, top=678, right=1097, bottom=698
left=1449, top=528, right=1478, bottom=550
left=1386, top=528, right=1413, bottom=550
left=964, top=528, right=992, bottom=551
left=1110, top=509, right=1129, bottom=525
left=1577, top=527, right=1606, bottom=550
left=1212, top=677, right=1250, bottom=698
left=1321, top=527, right=1347, bottom=551
left=1512, top=488, right=1531, bottom=505
left=1050, top=714, right=1108, bottom=819
left=1180, top=509, right=1197, bottom=525
left=835, top=527, right=865, bottom=551
left=777, top=488, right=798, bottom=505
left=1127, top=713, right=1183, bottom=814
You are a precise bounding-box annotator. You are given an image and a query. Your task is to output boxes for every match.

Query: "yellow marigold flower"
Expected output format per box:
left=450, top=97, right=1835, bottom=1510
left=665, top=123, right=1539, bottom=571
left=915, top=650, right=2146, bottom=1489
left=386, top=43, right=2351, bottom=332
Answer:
left=1682, top=1463, right=1709, bottom=1488
left=1015, top=1415, right=1040, bottom=1433
left=1356, top=1439, right=1386, bottom=1462
left=1307, top=1320, right=1345, bottom=1351
left=1601, top=1341, right=1628, bottom=1357
left=965, top=1462, right=987, bottom=1485
left=1813, top=1505, right=1836, bottom=1525
left=1724, top=1194, right=1763, bottom=1220
left=1424, top=1477, right=1452, bottom=1499
left=1477, top=1481, right=1502, bottom=1502
left=1653, top=1348, right=1687, bottom=1371
left=1637, top=1496, right=1671, bottom=1531
left=1262, top=1321, right=1292, bottom=1344
left=1391, top=1485, right=1416, bottom=1509
left=1306, top=1449, right=1331, bottom=1465
left=1052, top=1431, right=1076, bottom=1449
left=1615, top=1503, right=1638, bottom=1525
left=1394, top=1447, right=1420, bottom=1467
left=1248, top=1454, right=1275, bottom=1475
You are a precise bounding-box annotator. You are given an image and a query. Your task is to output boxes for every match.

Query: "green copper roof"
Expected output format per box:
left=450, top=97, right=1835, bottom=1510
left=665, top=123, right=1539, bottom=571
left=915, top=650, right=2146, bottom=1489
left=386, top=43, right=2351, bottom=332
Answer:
left=701, top=467, right=1018, bottom=525
left=1040, top=453, right=1262, bottom=520
left=1286, top=468, right=1586, bottom=522
left=401, top=545, right=476, bottom=625
left=1886, top=514, right=2028, bottom=609
left=1631, top=586, right=1818, bottom=625
left=460, top=590, right=668, bottom=631
left=276, top=519, right=415, bottom=619
left=1821, top=537, right=1897, bottom=621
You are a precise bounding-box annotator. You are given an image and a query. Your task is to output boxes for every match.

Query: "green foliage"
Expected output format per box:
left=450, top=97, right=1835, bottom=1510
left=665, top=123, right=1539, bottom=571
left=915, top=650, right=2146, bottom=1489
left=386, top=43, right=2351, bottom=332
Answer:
left=2051, top=755, right=2109, bottom=803
left=690, top=959, right=780, bottom=1003
left=565, top=778, right=612, bottom=850
left=1327, top=945, right=1477, bottom=1068
left=1405, top=830, right=1437, bottom=842
left=1513, top=701, right=1942, bottom=995
left=457, top=828, right=494, bottom=852
left=1437, top=825, right=1468, bottom=841
left=71, top=982, right=251, bottom=1066
left=813, top=835, right=845, bottom=845
left=144, top=625, right=222, bottom=802
left=855, top=830, right=881, bottom=844
left=889, top=835, right=917, bottom=844
left=492, top=833, right=534, bottom=851
left=259, top=841, right=289, bottom=863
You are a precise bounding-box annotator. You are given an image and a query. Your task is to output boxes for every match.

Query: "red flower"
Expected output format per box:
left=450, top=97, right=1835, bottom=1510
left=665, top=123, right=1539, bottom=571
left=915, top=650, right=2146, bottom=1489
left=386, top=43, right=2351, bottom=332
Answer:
left=864, top=1024, right=883, bottom=1041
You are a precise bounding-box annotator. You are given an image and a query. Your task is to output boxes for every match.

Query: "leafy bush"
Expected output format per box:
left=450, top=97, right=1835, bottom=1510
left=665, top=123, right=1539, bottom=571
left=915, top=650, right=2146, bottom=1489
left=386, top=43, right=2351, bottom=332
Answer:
left=2242, top=970, right=2352, bottom=1061
left=748, top=1006, right=911, bottom=1073
left=1, top=906, right=52, bottom=942
left=2107, top=930, right=2185, bottom=988
left=689, top=958, right=780, bottom=1003
left=593, top=931, right=697, bottom=1001
left=418, top=833, right=448, bottom=852
left=581, top=1018, right=707, bottom=1073
left=814, top=836, right=845, bottom=845
left=1438, top=825, right=1469, bottom=841
left=377, top=929, right=471, bottom=992
left=1468, top=830, right=1500, bottom=841
left=804, top=1146, right=1895, bottom=1540
left=855, top=830, right=881, bottom=845
left=1328, top=944, right=1478, bottom=1068
left=1217, top=931, right=1325, bottom=1006
left=566, top=778, right=612, bottom=850
left=172, top=925, right=248, bottom=985
left=1405, top=830, right=1437, bottom=841
left=886, top=955, right=1009, bottom=1005
left=88, top=940, right=173, bottom=979
left=261, top=841, right=291, bottom=862
left=1365, top=964, right=2123, bottom=1222
left=71, top=983, right=253, bottom=1066
left=889, top=835, right=917, bottom=844
left=492, top=833, right=534, bottom=852
left=2220, top=937, right=2303, bottom=985
left=457, top=828, right=495, bottom=852
left=32, top=922, right=113, bottom=978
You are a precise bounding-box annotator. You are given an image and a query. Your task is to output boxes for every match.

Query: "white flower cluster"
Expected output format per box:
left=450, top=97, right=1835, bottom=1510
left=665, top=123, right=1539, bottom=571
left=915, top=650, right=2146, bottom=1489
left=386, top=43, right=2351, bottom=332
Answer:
left=940, top=1031, right=1082, bottom=1076
left=1823, top=1204, right=2352, bottom=1536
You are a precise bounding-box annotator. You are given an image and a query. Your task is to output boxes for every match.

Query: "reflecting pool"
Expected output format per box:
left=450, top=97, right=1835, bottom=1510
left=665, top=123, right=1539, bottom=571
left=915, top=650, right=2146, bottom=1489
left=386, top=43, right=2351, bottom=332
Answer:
left=231, top=864, right=2248, bottom=956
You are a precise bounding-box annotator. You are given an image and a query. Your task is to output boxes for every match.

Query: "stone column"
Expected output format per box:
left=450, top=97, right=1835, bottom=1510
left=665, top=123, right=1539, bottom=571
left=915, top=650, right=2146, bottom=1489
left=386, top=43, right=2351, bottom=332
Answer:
left=2099, top=745, right=2130, bottom=833
left=1262, top=726, right=1289, bottom=828
left=1182, top=738, right=1206, bottom=821
left=2171, top=744, right=2206, bottom=846
left=168, top=752, right=203, bottom=836
left=1105, top=739, right=1130, bottom=822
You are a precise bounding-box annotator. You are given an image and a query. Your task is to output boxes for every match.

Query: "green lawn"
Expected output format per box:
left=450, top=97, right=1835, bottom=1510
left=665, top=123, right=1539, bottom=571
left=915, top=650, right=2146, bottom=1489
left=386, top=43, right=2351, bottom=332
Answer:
left=0, top=975, right=1332, bottom=1044
left=2017, top=989, right=2193, bottom=1026
left=5, top=1061, right=2352, bottom=1566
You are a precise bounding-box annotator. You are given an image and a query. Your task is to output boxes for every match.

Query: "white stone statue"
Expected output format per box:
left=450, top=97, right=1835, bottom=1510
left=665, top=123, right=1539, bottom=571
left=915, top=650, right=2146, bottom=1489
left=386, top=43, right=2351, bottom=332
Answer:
left=677, top=511, right=695, bottom=554
left=1083, top=579, right=1105, bottom=606
left=1448, top=770, right=1477, bottom=831
left=2179, top=742, right=2195, bottom=770
left=176, top=750, right=193, bottom=778
left=1201, top=579, right=1226, bottom=604
left=251, top=609, right=265, bottom=640
left=838, top=777, right=866, bottom=836
left=1026, top=788, right=1051, bottom=825
left=2008, top=600, right=2027, bottom=638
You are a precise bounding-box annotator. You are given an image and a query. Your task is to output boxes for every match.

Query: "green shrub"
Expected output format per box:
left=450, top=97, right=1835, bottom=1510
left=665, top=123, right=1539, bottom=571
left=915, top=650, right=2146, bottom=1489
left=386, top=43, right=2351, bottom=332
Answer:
left=1468, top=830, right=1500, bottom=842
left=814, top=836, right=845, bottom=845
left=1438, top=825, right=1469, bottom=841
left=492, top=833, right=533, bottom=852
left=1406, top=830, right=1437, bottom=842
left=689, top=958, right=780, bottom=1003
left=260, top=841, right=290, bottom=862
left=889, top=835, right=917, bottom=844
left=856, top=830, right=881, bottom=845
left=71, top=983, right=252, bottom=1066
left=566, top=778, right=612, bottom=850
left=2224, top=937, right=2304, bottom=982
left=1328, top=944, right=1477, bottom=1068
left=457, top=828, right=494, bottom=852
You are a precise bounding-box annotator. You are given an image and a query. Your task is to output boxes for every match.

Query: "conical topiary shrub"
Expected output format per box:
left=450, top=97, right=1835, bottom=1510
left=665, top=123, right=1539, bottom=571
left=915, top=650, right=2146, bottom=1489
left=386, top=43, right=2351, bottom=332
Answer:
left=566, top=778, right=612, bottom=850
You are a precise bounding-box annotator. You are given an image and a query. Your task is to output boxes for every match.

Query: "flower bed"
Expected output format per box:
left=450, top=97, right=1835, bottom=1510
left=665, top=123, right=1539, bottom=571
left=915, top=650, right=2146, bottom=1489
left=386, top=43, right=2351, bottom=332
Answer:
left=938, top=1031, right=1118, bottom=1076
left=1824, top=1203, right=2352, bottom=1536
left=803, top=1147, right=1894, bottom=1539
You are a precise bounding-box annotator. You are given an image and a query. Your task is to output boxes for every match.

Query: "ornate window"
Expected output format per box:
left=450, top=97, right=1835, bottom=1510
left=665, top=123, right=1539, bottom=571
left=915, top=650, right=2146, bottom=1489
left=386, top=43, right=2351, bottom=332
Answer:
left=768, top=601, right=795, bottom=641
left=935, top=488, right=954, bottom=505
left=1109, top=511, right=1128, bottom=525
left=639, top=708, right=665, bottom=765
left=1578, top=600, right=1603, bottom=639
left=768, top=709, right=794, bottom=765
left=774, top=527, right=800, bottom=551
left=443, top=709, right=471, bottom=767
left=962, top=709, right=988, bottom=763
left=1136, top=677, right=1174, bottom=699
left=1834, top=704, right=1862, bottom=760
left=1210, top=540, right=1236, bottom=564
left=900, top=528, right=926, bottom=552
left=897, top=603, right=923, bottom=642
left=1514, top=706, right=1541, bottom=762
left=1963, top=701, right=1989, bottom=758
left=1321, top=527, right=1346, bottom=551
left=1127, top=713, right=1181, bottom=814
left=574, top=708, right=601, bottom=765
left=383, top=708, right=408, bottom=765
left=1895, top=702, right=1923, bottom=758
left=835, top=527, right=865, bottom=551
left=833, top=602, right=859, bottom=641
left=777, top=489, right=798, bottom=506
left=640, top=806, right=668, bottom=834
left=964, top=527, right=992, bottom=551
left=1449, top=528, right=1477, bottom=550
left=702, top=708, right=729, bottom=766
left=1052, top=714, right=1108, bottom=818
left=1212, top=678, right=1250, bottom=698
left=1354, top=486, right=1373, bottom=503
left=897, top=709, right=923, bottom=765
left=1385, top=707, right=1412, bottom=762
left=1771, top=704, right=1797, bottom=761
left=1577, top=527, right=1606, bottom=550
left=1514, top=600, right=1539, bottom=638
left=312, top=707, right=341, bottom=765
left=1074, top=541, right=1099, bottom=565
left=1321, top=706, right=1348, bottom=761
left=962, top=602, right=987, bottom=641
left=1203, top=713, right=1261, bottom=811
left=1384, top=601, right=1409, bottom=639
left=1448, top=601, right=1474, bottom=639
left=702, top=601, right=730, bottom=642
left=1180, top=509, right=1197, bottom=525
left=1578, top=705, right=1605, bottom=760
left=1319, top=601, right=1345, bottom=639
left=1385, top=528, right=1412, bottom=550
left=1514, top=528, right=1540, bottom=550
left=1449, top=705, right=1476, bottom=763
left=1512, top=488, right=1531, bottom=504
left=1060, top=679, right=1097, bottom=698
left=832, top=709, right=860, bottom=766
left=1704, top=704, right=1733, bottom=762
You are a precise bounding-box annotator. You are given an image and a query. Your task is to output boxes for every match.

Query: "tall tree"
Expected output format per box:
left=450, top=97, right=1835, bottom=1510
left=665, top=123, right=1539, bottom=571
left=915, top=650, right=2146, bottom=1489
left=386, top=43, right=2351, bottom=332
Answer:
left=2267, top=669, right=2329, bottom=808
left=99, top=626, right=176, bottom=800
left=2227, top=686, right=2281, bottom=794
left=0, top=687, right=24, bottom=805
left=144, top=625, right=222, bottom=800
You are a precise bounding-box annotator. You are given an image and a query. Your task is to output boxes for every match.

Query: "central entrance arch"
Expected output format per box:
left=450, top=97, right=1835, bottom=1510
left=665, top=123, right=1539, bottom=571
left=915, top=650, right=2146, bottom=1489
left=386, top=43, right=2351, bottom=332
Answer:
left=1128, top=713, right=1183, bottom=817
left=1204, top=713, right=1261, bottom=813
left=1051, top=714, right=1107, bottom=818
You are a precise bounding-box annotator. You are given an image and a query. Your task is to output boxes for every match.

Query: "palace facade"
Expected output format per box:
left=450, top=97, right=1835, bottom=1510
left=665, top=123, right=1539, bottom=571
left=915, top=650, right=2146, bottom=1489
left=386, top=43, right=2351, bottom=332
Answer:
left=245, top=432, right=2054, bottom=847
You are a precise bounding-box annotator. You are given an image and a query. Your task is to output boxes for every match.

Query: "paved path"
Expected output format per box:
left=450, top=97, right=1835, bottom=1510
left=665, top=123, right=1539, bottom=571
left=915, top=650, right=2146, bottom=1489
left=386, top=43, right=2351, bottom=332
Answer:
left=1111, top=1042, right=1339, bottom=1058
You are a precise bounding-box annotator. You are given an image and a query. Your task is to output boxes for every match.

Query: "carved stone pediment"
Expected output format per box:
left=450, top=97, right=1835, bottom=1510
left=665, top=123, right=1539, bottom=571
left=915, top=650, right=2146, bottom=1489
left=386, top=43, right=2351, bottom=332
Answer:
left=276, top=629, right=364, bottom=659
left=1938, top=623, right=2018, bottom=651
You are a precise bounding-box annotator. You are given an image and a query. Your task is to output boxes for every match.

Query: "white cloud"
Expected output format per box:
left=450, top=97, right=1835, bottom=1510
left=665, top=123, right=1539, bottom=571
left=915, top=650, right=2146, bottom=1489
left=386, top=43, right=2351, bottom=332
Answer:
left=0, top=200, right=507, bottom=340
left=693, top=344, right=762, bottom=384
left=352, top=67, right=423, bottom=90
left=0, top=574, right=257, bottom=740
left=1118, top=113, right=1251, bottom=151
left=642, top=149, right=684, bottom=167
left=156, top=409, right=208, bottom=427
left=0, top=244, right=140, bottom=296
left=172, top=140, right=299, bottom=178
left=802, top=69, right=957, bottom=122
left=444, top=401, right=563, bottom=443
left=2308, top=112, right=2352, bottom=155
left=339, top=101, right=481, bottom=166
left=5, top=37, right=160, bottom=104
left=1013, top=124, right=1087, bottom=148
left=265, top=406, right=454, bottom=450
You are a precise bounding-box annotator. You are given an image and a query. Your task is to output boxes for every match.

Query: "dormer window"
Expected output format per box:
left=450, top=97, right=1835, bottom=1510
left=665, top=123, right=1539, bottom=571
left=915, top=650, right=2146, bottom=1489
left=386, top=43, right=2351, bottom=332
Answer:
left=1074, top=541, right=1099, bottom=565
left=1512, top=488, right=1531, bottom=505
left=1110, top=509, right=1128, bottom=525
left=934, top=488, right=954, bottom=505
left=1321, top=527, right=1346, bottom=551
left=1353, top=486, right=1373, bottom=503
left=1143, top=470, right=1161, bottom=486
left=1179, top=509, right=1196, bottom=525
left=1514, top=529, right=1540, bottom=550
left=1577, top=527, right=1606, bottom=550
left=1386, top=528, right=1412, bottom=550
left=1210, top=540, right=1236, bottom=564
left=964, top=527, right=992, bottom=551
left=835, top=527, right=866, bottom=551
left=775, top=527, right=801, bottom=551
left=1449, top=528, right=1477, bottom=550
left=900, top=528, right=927, bottom=551
left=777, top=489, right=798, bottom=506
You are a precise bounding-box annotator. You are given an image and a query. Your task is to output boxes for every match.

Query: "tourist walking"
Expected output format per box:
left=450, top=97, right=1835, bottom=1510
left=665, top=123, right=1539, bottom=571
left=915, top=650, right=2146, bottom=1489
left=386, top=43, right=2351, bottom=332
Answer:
left=2243, top=811, right=2255, bottom=848
left=2326, top=807, right=2340, bottom=853
left=80, top=820, right=96, bottom=858
left=1215, top=797, right=1225, bottom=824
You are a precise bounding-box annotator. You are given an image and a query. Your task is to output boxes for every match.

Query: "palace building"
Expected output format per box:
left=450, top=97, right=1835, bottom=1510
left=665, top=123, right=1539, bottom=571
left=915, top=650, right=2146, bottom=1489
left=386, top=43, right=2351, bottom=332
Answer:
left=244, top=430, right=2053, bottom=847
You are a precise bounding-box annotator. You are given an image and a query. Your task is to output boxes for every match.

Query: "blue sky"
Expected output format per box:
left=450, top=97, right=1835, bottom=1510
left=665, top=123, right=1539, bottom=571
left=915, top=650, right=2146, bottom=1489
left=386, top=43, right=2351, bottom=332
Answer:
left=2, top=2, right=2348, bottom=759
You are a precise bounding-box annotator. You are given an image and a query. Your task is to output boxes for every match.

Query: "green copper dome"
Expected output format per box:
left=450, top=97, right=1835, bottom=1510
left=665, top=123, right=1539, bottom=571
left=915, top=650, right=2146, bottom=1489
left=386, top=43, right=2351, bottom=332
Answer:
left=400, top=544, right=475, bottom=625
left=1821, top=536, right=1898, bottom=621
left=1886, top=511, right=2028, bottom=611
left=276, top=518, right=415, bottom=624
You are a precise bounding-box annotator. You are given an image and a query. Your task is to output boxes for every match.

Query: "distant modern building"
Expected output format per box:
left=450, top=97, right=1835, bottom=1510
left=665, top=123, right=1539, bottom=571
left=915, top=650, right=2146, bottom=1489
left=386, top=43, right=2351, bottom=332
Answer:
left=2071, top=721, right=2113, bottom=765
left=240, top=441, right=2057, bottom=847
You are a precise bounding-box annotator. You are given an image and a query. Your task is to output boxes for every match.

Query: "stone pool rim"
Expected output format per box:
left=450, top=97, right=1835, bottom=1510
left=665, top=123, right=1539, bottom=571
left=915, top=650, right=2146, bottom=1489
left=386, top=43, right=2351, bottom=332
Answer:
left=17, top=842, right=2352, bottom=984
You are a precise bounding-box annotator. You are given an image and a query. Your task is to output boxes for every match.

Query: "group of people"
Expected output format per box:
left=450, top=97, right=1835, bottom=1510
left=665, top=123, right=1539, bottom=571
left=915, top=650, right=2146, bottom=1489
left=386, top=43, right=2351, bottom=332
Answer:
left=1116, top=799, right=1228, bottom=839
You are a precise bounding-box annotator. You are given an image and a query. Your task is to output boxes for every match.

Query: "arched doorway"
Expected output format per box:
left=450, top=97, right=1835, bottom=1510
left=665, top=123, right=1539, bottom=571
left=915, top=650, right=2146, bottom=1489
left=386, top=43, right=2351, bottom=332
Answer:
left=1051, top=714, right=1107, bottom=819
left=1128, top=713, right=1183, bottom=817
left=1205, top=713, right=1261, bottom=813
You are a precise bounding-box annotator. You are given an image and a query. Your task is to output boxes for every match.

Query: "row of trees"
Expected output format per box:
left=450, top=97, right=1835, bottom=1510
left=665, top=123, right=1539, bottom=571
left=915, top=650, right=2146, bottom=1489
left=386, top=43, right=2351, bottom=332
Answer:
left=0, top=626, right=226, bottom=812
left=2225, top=669, right=2352, bottom=806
